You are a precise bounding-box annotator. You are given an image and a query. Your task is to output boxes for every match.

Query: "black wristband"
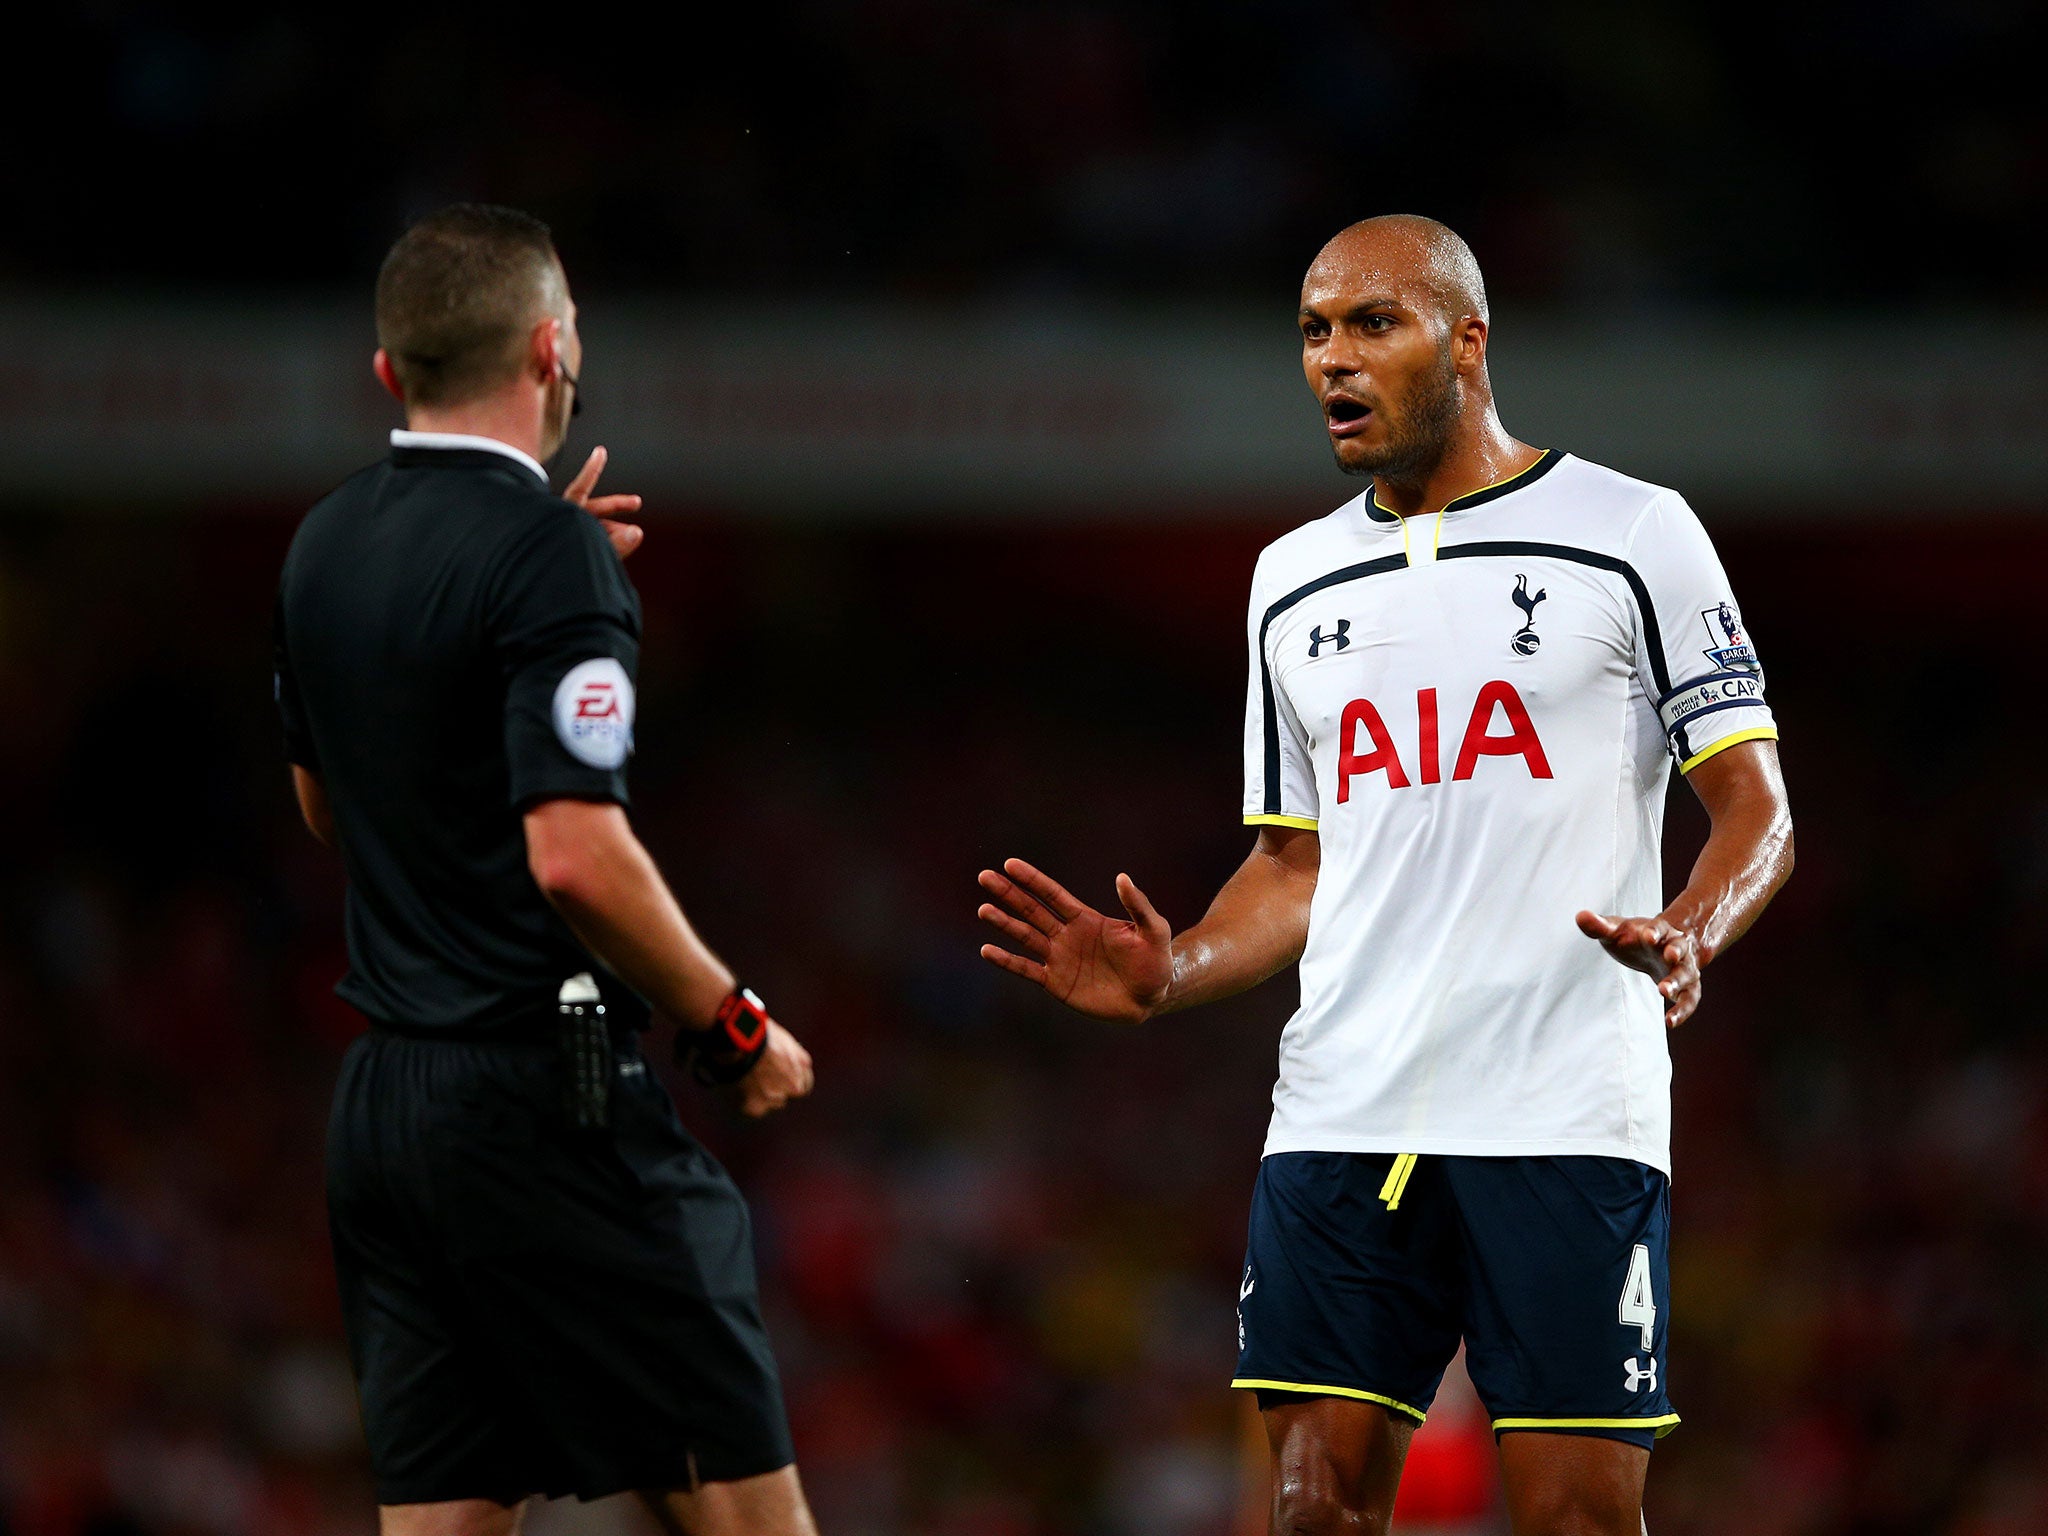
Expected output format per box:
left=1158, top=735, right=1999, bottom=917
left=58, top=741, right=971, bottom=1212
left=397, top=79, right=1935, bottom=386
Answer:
left=678, top=985, right=770, bottom=1085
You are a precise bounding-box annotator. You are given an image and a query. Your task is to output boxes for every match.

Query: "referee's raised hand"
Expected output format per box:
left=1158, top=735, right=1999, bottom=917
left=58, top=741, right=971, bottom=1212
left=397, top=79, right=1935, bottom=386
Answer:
left=977, top=857, right=1173, bottom=1023
left=562, top=445, right=644, bottom=560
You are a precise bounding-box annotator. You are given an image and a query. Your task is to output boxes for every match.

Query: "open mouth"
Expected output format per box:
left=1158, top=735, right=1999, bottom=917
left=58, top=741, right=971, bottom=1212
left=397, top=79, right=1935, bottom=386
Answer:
left=1325, top=396, right=1374, bottom=437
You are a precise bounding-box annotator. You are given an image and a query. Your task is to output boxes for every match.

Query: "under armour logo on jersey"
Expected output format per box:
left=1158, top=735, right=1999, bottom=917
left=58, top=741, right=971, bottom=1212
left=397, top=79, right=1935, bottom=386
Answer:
left=1510, top=575, right=1547, bottom=656
left=1623, top=1356, right=1658, bottom=1393
left=1308, top=620, right=1351, bottom=657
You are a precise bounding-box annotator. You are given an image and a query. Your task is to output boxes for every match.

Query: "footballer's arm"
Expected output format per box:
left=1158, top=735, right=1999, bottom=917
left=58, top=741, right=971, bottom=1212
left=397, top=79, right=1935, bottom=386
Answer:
left=977, top=825, right=1320, bottom=1023
left=525, top=797, right=813, bottom=1115
left=1576, top=737, right=1793, bottom=1028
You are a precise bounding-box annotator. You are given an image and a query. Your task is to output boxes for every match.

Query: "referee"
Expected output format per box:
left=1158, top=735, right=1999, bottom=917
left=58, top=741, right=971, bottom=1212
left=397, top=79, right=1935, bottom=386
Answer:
left=273, top=205, right=819, bottom=1536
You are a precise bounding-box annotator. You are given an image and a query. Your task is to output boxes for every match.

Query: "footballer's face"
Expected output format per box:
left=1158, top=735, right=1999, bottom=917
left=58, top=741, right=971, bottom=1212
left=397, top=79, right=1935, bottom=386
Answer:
left=1299, top=253, right=1469, bottom=481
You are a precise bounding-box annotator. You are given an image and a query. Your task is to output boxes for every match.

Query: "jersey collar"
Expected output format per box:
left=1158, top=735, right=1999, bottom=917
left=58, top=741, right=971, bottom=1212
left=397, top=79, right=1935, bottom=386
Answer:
left=389, top=429, right=549, bottom=486
left=1362, top=448, right=1563, bottom=525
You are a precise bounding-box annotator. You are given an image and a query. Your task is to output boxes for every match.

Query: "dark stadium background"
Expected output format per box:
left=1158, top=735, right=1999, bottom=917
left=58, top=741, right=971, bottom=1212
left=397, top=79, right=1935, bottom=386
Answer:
left=2, top=5, right=2044, bottom=1535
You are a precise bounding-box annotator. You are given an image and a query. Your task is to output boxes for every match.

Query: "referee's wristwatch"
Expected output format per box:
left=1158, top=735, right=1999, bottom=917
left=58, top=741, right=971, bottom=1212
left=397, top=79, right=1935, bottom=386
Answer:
left=678, top=985, right=771, bottom=1085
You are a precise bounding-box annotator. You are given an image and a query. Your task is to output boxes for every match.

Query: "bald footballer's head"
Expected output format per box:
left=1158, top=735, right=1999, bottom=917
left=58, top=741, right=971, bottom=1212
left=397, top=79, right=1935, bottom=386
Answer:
left=1299, top=215, right=1497, bottom=483
left=372, top=203, right=583, bottom=462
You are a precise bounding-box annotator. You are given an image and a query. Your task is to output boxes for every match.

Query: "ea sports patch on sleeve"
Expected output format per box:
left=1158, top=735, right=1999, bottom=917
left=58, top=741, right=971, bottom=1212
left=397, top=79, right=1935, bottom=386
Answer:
left=551, top=657, right=636, bottom=769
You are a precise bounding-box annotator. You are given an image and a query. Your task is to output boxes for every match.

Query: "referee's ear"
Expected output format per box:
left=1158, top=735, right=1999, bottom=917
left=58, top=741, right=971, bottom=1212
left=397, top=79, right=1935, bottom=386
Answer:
left=373, top=349, right=405, bottom=404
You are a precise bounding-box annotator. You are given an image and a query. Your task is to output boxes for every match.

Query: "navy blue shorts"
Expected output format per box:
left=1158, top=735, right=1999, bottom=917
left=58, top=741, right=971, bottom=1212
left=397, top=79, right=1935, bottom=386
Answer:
left=1233, top=1152, right=1676, bottom=1449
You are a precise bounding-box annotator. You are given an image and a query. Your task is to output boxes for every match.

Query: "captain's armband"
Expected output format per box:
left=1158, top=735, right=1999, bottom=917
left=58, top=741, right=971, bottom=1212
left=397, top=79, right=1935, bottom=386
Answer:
left=1656, top=672, right=1767, bottom=745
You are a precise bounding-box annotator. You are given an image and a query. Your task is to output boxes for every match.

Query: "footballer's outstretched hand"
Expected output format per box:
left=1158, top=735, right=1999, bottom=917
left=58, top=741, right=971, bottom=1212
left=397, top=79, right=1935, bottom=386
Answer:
left=737, top=1021, right=814, bottom=1119
left=1575, top=910, right=1701, bottom=1029
left=977, top=858, right=1172, bottom=1023
left=562, top=445, right=645, bottom=560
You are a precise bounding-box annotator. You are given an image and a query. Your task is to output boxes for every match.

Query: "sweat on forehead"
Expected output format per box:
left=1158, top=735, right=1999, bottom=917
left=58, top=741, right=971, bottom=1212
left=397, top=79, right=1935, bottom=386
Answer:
left=1304, top=215, right=1489, bottom=325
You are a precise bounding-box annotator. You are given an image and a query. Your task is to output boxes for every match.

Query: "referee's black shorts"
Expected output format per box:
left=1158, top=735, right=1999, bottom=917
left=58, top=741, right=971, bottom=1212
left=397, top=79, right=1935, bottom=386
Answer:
left=326, top=1025, right=795, bottom=1504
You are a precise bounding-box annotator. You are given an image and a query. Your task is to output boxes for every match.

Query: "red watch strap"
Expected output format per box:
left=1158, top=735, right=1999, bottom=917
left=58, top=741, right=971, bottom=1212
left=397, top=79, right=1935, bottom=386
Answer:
left=712, top=987, right=769, bottom=1055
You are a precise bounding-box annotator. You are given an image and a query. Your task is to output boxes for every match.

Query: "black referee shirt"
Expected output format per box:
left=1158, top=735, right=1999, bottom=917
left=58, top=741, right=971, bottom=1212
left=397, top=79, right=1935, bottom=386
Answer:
left=274, top=437, right=648, bottom=1035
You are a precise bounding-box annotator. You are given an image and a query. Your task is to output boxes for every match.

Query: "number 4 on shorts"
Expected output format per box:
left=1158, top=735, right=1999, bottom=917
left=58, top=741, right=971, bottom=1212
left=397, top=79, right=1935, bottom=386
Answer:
left=1618, top=1242, right=1656, bottom=1352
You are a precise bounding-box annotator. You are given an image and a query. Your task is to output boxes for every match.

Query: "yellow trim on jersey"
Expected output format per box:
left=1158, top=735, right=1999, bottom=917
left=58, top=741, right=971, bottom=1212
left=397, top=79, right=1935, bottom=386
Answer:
left=1245, top=814, right=1320, bottom=830
left=1446, top=448, right=1554, bottom=507
left=1493, top=1414, right=1681, bottom=1436
left=1678, top=726, right=1778, bottom=776
left=1367, top=448, right=1556, bottom=523
left=1232, top=1380, right=1428, bottom=1424
left=1378, top=1152, right=1419, bottom=1210
left=1392, top=508, right=1451, bottom=564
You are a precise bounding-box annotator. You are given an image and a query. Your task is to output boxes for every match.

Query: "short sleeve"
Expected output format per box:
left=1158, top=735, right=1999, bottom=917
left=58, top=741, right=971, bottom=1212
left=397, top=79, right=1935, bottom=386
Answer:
left=490, top=507, right=643, bottom=809
left=273, top=589, right=319, bottom=770
left=1626, top=492, right=1777, bottom=774
left=1242, top=556, right=1320, bottom=828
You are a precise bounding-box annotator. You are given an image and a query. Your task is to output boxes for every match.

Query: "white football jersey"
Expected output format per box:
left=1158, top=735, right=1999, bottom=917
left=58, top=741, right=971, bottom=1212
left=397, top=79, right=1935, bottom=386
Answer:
left=1241, top=450, right=1775, bottom=1173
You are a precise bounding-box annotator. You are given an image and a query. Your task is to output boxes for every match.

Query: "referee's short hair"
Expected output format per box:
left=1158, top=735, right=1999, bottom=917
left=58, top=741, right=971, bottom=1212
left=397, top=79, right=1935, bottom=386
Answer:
left=376, top=204, right=566, bottom=408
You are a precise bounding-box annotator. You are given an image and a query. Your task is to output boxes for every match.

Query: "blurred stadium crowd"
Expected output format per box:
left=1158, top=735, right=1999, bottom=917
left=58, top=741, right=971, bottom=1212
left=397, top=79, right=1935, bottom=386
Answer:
left=1, top=511, right=2044, bottom=1536
left=20, top=2, right=2042, bottom=305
